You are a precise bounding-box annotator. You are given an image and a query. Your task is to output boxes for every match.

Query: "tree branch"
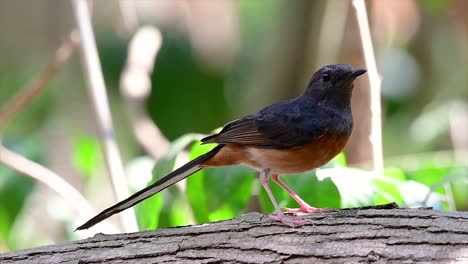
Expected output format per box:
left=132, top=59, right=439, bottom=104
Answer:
left=1, top=208, right=467, bottom=263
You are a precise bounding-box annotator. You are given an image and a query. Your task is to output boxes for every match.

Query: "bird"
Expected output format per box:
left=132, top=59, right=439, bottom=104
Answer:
left=76, top=64, right=366, bottom=230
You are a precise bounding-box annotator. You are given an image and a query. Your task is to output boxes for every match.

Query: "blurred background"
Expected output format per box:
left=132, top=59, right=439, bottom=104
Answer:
left=0, top=0, right=467, bottom=252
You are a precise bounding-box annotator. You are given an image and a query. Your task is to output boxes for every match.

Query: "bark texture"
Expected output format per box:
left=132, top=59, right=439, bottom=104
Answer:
left=1, top=208, right=467, bottom=263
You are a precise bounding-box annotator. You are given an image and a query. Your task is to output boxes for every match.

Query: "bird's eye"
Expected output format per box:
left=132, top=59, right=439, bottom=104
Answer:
left=322, top=73, right=330, bottom=82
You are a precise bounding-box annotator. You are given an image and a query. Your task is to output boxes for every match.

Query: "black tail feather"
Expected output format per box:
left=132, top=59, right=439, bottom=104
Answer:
left=75, top=145, right=224, bottom=231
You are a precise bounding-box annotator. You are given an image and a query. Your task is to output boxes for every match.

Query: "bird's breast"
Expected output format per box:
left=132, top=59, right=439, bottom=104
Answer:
left=246, top=133, right=350, bottom=174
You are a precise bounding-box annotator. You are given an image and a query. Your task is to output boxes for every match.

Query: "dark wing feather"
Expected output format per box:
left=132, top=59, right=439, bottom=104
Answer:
left=202, top=116, right=273, bottom=146
left=202, top=97, right=331, bottom=149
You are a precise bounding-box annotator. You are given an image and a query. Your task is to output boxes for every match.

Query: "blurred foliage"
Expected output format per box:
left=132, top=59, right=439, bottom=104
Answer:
left=136, top=133, right=201, bottom=230
left=0, top=0, right=467, bottom=253
left=0, top=66, right=57, bottom=137
left=72, top=135, right=101, bottom=179
left=187, top=142, right=256, bottom=223
left=97, top=32, right=230, bottom=140
left=420, top=0, right=452, bottom=14
left=0, top=140, right=40, bottom=250
left=147, top=36, right=229, bottom=139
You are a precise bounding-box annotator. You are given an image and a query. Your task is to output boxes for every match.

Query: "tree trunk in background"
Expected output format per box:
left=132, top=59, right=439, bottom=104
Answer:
left=1, top=208, right=467, bottom=263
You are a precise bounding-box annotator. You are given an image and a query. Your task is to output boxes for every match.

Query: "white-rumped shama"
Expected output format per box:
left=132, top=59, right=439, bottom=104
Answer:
left=76, top=64, right=366, bottom=230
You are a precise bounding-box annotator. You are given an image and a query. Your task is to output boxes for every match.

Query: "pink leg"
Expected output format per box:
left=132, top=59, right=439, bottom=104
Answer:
left=259, top=169, right=307, bottom=227
left=271, top=174, right=330, bottom=213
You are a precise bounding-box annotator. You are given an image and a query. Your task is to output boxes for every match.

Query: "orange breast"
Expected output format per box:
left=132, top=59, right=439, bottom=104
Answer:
left=245, top=134, right=349, bottom=174
left=202, top=133, right=349, bottom=175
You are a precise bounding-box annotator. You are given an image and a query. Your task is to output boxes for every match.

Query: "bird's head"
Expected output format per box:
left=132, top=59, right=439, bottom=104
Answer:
left=304, top=64, right=366, bottom=104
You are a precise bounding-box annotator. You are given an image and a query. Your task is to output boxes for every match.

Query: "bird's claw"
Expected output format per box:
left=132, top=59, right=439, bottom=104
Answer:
left=269, top=213, right=310, bottom=227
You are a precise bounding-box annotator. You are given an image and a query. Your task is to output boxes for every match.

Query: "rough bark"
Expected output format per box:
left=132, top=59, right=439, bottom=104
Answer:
left=1, top=207, right=467, bottom=263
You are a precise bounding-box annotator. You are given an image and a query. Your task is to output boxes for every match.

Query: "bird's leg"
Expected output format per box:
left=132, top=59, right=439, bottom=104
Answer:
left=271, top=174, right=330, bottom=213
left=259, top=169, right=307, bottom=227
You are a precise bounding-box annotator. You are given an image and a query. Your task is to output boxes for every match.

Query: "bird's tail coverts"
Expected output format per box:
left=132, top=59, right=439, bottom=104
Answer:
left=75, top=144, right=224, bottom=230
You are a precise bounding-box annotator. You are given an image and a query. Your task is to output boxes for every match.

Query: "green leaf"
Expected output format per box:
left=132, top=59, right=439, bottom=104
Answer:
left=205, top=165, right=256, bottom=221
left=0, top=169, right=35, bottom=245
left=326, top=152, right=347, bottom=168
left=384, top=167, right=407, bottom=181
left=0, top=140, right=39, bottom=249
left=318, top=168, right=406, bottom=208
left=73, top=136, right=101, bottom=179
left=135, top=193, right=163, bottom=230
left=186, top=142, right=213, bottom=223
left=406, top=164, right=454, bottom=203
left=167, top=193, right=192, bottom=227
left=187, top=142, right=256, bottom=223
left=136, top=134, right=202, bottom=230
left=450, top=168, right=468, bottom=210
left=421, top=0, right=452, bottom=14
left=408, top=167, right=454, bottom=188
left=373, top=167, right=406, bottom=205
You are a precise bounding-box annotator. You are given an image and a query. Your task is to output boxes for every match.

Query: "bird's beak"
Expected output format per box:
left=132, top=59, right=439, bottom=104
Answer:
left=349, top=68, right=367, bottom=78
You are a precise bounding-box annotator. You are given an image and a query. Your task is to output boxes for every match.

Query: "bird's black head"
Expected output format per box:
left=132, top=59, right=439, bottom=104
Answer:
left=304, top=64, right=366, bottom=106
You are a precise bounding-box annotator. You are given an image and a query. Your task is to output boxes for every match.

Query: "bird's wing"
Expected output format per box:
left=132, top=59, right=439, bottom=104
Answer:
left=201, top=98, right=331, bottom=149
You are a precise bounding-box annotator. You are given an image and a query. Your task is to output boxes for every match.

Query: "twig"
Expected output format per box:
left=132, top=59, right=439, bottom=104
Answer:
left=0, top=31, right=79, bottom=129
left=0, top=145, right=94, bottom=220
left=352, top=0, right=384, bottom=174
left=120, top=26, right=170, bottom=160
left=72, top=0, right=138, bottom=232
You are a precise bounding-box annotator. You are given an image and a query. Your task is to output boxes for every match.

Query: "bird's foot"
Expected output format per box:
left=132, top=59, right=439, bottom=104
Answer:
left=284, top=206, right=331, bottom=214
left=269, top=213, right=309, bottom=227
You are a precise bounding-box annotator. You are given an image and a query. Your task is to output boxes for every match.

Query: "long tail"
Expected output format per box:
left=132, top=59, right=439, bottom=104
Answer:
left=76, top=145, right=224, bottom=231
